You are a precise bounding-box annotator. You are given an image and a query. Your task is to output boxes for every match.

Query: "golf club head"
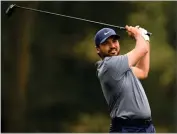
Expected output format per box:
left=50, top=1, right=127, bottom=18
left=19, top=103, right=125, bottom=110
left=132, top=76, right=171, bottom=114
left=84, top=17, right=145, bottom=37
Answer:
left=6, top=4, right=16, bottom=17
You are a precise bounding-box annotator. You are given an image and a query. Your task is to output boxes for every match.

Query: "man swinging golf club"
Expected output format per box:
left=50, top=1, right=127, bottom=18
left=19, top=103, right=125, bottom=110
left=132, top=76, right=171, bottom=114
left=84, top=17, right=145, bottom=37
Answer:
left=95, top=25, right=156, bottom=133
left=5, top=4, right=155, bottom=132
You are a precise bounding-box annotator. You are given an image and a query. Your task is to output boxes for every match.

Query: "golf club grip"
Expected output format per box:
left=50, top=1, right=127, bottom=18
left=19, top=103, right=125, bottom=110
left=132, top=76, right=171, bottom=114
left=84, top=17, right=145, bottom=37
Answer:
left=120, top=27, right=152, bottom=36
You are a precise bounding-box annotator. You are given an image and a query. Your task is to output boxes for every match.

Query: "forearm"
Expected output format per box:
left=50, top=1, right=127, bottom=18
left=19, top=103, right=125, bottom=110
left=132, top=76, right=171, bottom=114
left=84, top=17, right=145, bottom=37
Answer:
left=134, top=35, right=149, bottom=54
left=127, top=31, right=148, bottom=67
left=135, top=41, right=150, bottom=76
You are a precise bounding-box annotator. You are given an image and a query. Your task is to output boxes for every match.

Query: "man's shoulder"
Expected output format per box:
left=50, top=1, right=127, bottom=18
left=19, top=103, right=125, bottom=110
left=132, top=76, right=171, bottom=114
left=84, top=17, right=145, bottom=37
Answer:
left=103, top=56, right=115, bottom=62
left=96, top=55, right=128, bottom=69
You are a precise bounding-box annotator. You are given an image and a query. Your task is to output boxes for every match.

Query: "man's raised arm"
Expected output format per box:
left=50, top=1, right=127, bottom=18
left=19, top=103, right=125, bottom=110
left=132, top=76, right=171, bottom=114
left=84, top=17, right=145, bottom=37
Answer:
left=129, top=27, right=150, bottom=79
left=125, top=26, right=148, bottom=74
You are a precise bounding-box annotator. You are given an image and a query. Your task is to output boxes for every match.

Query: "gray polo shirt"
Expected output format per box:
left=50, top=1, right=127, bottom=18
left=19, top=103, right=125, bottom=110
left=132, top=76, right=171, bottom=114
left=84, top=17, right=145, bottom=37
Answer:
left=96, top=55, right=151, bottom=119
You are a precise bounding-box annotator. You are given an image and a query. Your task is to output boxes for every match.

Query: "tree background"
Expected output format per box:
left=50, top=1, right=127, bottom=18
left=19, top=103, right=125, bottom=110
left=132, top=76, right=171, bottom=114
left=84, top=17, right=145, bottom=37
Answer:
left=1, top=1, right=177, bottom=132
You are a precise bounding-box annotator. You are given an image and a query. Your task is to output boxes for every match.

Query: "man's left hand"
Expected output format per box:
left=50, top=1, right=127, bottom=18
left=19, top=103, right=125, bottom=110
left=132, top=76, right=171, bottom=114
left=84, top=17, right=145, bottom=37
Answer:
left=136, top=26, right=150, bottom=42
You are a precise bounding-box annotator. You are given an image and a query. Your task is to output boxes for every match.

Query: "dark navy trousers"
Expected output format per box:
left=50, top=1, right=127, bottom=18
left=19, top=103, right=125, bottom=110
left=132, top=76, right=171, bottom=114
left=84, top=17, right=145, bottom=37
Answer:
left=109, top=117, right=156, bottom=133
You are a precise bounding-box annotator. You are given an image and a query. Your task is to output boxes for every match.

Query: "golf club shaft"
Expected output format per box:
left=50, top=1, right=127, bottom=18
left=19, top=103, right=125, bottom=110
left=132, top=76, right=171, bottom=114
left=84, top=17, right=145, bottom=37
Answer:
left=7, top=4, right=152, bottom=36
left=15, top=5, right=126, bottom=30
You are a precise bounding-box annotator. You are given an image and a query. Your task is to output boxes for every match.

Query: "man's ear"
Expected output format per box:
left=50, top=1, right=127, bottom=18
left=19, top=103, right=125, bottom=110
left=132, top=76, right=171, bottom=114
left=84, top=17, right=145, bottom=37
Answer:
left=96, top=46, right=100, bottom=54
left=96, top=46, right=102, bottom=57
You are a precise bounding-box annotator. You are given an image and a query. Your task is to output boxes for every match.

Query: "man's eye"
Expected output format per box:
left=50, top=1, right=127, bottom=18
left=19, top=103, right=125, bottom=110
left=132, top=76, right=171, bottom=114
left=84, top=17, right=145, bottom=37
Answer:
left=113, top=39, right=117, bottom=43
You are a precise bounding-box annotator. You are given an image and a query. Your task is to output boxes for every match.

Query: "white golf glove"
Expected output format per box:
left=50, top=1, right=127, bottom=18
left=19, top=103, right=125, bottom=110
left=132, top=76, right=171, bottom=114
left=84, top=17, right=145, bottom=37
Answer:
left=136, top=25, right=150, bottom=42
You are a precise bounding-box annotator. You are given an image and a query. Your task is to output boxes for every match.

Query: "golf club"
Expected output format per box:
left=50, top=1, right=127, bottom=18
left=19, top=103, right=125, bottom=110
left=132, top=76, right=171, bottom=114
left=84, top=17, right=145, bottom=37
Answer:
left=6, top=4, right=152, bottom=36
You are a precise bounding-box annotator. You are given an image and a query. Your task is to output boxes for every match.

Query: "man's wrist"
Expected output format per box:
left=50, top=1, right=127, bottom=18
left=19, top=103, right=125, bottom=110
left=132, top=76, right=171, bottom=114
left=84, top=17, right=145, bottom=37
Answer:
left=134, top=34, right=144, bottom=40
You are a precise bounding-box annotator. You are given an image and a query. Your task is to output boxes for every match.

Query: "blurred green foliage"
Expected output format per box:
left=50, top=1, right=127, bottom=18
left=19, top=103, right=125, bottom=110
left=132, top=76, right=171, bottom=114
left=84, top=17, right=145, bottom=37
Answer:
left=1, top=1, right=177, bottom=132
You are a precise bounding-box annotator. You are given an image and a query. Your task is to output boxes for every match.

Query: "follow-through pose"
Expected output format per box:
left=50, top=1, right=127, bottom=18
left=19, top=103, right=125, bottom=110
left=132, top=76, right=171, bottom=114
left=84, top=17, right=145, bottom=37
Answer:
left=95, top=25, right=156, bottom=133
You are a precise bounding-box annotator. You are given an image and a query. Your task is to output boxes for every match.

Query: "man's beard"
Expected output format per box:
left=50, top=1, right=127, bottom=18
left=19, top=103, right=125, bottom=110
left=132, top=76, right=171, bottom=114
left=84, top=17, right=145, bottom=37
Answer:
left=101, top=49, right=120, bottom=58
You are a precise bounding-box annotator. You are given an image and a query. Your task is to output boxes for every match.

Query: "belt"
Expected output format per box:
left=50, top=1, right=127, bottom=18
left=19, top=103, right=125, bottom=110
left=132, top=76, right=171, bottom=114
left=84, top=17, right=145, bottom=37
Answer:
left=112, top=117, right=152, bottom=126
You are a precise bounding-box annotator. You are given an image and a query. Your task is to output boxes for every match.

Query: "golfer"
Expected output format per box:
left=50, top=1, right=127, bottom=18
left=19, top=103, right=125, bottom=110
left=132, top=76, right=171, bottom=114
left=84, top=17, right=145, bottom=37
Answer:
left=95, top=25, right=156, bottom=132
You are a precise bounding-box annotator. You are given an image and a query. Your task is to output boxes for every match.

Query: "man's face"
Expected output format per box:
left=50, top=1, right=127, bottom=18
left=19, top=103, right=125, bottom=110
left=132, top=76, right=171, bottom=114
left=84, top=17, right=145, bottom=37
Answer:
left=97, top=36, right=120, bottom=58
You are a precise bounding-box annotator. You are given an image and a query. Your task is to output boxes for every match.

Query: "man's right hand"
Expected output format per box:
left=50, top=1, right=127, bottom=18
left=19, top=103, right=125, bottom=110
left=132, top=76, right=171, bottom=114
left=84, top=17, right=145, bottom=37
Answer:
left=125, top=25, right=142, bottom=39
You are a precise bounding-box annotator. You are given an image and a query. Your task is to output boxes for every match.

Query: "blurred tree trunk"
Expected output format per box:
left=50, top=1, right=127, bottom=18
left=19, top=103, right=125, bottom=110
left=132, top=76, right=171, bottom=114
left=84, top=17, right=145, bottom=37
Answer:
left=3, top=2, right=38, bottom=132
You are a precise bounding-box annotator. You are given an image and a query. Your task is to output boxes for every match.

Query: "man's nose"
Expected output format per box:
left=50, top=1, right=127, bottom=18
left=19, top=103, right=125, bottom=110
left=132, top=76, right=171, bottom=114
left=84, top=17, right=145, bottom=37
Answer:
left=110, top=43, right=116, bottom=48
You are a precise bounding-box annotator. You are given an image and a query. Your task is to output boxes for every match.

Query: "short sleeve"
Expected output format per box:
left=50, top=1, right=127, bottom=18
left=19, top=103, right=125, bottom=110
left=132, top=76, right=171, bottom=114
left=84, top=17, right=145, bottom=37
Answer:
left=105, top=55, right=130, bottom=78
